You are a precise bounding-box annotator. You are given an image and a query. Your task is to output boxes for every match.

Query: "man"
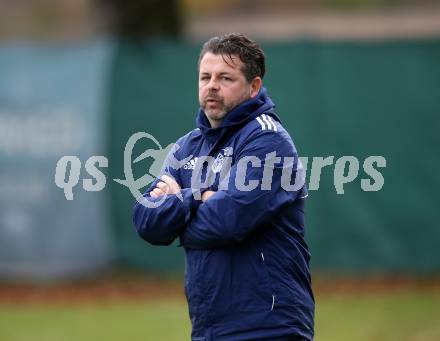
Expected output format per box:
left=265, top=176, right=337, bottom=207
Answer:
left=133, top=33, right=314, bottom=341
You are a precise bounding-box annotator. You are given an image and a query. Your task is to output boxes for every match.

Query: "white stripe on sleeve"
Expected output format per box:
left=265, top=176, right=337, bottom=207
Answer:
left=256, top=116, right=266, bottom=130
left=267, top=115, right=278, bottom=131
left=262, top=114, right=274, bottom=130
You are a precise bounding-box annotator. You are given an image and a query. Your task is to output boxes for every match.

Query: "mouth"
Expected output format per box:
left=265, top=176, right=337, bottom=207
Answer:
left=206, top=98, right=220, bottom=105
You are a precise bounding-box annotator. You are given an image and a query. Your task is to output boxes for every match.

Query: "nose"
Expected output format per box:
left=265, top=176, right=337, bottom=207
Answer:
left=207, top=77, right=220, bottom=91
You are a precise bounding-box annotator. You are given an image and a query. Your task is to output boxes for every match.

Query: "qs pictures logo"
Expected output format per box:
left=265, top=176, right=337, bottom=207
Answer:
left=54, top=132, right=182, bottom=201
left=54, top=132, right=386, bottom=202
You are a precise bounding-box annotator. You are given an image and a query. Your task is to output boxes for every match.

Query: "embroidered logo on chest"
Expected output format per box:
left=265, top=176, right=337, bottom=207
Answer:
left=211, top=147, right=233, bottom=173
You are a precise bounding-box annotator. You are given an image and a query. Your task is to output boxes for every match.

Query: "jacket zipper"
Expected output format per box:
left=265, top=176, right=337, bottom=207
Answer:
left=261, top=251, right=276, bottom=311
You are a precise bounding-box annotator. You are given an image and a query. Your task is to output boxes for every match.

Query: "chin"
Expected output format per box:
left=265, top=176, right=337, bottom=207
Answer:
left=206, top=109, right=226, bottom=120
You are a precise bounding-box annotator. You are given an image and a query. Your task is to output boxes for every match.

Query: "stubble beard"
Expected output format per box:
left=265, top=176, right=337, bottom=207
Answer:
left=201, top=91, right=251, bottom=125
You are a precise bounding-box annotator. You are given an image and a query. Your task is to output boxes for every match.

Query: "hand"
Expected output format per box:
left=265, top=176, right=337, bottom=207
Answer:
left=201, top=190, right=216, bottom=202
left=150, top=175, right=181, bottom=198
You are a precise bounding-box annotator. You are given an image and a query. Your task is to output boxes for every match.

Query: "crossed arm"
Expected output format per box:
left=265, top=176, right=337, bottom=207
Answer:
left=132, top=173, right=217, bottom=246
left=134, top=130, right=304, bottom=250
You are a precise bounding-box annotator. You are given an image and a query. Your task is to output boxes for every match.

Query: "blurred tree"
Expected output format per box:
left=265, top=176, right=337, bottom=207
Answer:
left=98, top=0, right=182, bottom=39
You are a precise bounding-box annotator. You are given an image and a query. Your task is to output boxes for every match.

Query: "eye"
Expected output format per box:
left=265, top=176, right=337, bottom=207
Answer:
left=221, top=76, right=232, bottom=81
left=200, top=76, right=210, bottom=81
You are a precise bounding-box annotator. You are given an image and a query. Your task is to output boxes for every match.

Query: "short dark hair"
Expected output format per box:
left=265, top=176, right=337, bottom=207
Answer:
left=198, top=33, right=265, bottom=83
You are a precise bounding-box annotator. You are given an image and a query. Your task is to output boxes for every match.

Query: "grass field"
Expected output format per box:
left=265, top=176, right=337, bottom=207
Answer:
left=1, top=286, right=440, bottom=341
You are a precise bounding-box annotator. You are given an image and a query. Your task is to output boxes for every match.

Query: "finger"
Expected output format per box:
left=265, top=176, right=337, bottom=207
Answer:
left=161, top=175, right=181, bottom=193
left=156, top=187, right=166, bottom=195
left=202, top=190, right=216, bottom=202
left=156, top=181, right=170, bottom=192
left=161, top=175, right=177, bottom=187
left=152, top=188, right=165, bottom=196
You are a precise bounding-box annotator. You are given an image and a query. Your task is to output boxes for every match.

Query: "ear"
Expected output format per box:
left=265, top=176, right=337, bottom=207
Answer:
left=250, top=77, right=262, bottom=98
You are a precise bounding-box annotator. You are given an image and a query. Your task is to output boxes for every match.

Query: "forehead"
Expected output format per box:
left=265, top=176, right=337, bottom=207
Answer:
left=199, top=52, right=244, bottom=74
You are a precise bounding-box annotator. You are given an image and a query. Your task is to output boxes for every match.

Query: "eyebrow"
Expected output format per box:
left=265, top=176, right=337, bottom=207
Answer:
left=199, top=72, right=233, bottom=76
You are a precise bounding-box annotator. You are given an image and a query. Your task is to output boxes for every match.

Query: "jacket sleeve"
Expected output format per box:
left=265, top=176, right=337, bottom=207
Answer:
left=133, top=143, right=200, bottom=246
left=180, top=129, right=306, bottom=249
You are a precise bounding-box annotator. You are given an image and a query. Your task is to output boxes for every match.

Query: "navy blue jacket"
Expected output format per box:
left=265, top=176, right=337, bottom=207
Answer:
left=133, top=88, right=315, bottom=340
